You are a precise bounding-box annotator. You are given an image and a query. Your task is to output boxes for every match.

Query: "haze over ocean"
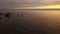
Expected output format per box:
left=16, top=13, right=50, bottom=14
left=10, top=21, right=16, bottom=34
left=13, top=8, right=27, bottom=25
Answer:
left=0, top=0, right=60, bottom=34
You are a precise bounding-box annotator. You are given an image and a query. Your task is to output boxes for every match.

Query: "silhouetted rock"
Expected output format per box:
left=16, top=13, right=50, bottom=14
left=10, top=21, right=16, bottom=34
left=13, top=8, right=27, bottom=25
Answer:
left=0, top=13, right=4, bottom=15
left=5, top=13, right=11, bottom=17
left=0, top=17, right=1, bottom=20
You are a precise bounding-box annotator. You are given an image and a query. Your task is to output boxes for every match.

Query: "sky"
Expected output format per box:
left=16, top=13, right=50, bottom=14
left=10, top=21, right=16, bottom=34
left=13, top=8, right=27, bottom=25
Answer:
left=0, top=0, right=60, bottom=9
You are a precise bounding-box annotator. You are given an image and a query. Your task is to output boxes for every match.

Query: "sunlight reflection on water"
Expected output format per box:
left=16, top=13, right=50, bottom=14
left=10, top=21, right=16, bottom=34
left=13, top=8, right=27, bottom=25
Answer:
left=0, top=9, right=60, bottom=34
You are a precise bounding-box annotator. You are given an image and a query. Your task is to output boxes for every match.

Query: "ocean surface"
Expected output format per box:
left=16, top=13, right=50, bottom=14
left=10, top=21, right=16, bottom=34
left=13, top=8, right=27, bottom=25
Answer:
left=0, top=9, right=60, bottom=34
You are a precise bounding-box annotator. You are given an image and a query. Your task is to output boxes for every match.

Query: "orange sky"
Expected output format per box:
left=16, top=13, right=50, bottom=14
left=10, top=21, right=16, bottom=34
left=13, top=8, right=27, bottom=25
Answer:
left=0, top=0, right=60, bottom=9
left=11, top=4, right=60, bottom=9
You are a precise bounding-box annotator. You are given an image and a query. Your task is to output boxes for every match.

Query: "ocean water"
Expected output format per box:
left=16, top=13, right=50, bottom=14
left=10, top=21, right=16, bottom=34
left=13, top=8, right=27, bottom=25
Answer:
left=0, top=9, right=60, bottom=34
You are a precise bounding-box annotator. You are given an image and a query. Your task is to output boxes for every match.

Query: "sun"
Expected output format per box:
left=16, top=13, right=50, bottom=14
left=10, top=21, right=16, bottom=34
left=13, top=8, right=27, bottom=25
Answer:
left=32, top=4, right=60, bottom=9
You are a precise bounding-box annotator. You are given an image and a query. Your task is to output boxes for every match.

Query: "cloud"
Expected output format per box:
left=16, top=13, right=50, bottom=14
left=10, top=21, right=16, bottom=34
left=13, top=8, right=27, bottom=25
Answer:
left=0, top=0, right=16, bottom=9
left=0, top=0, right=60, bottom=9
